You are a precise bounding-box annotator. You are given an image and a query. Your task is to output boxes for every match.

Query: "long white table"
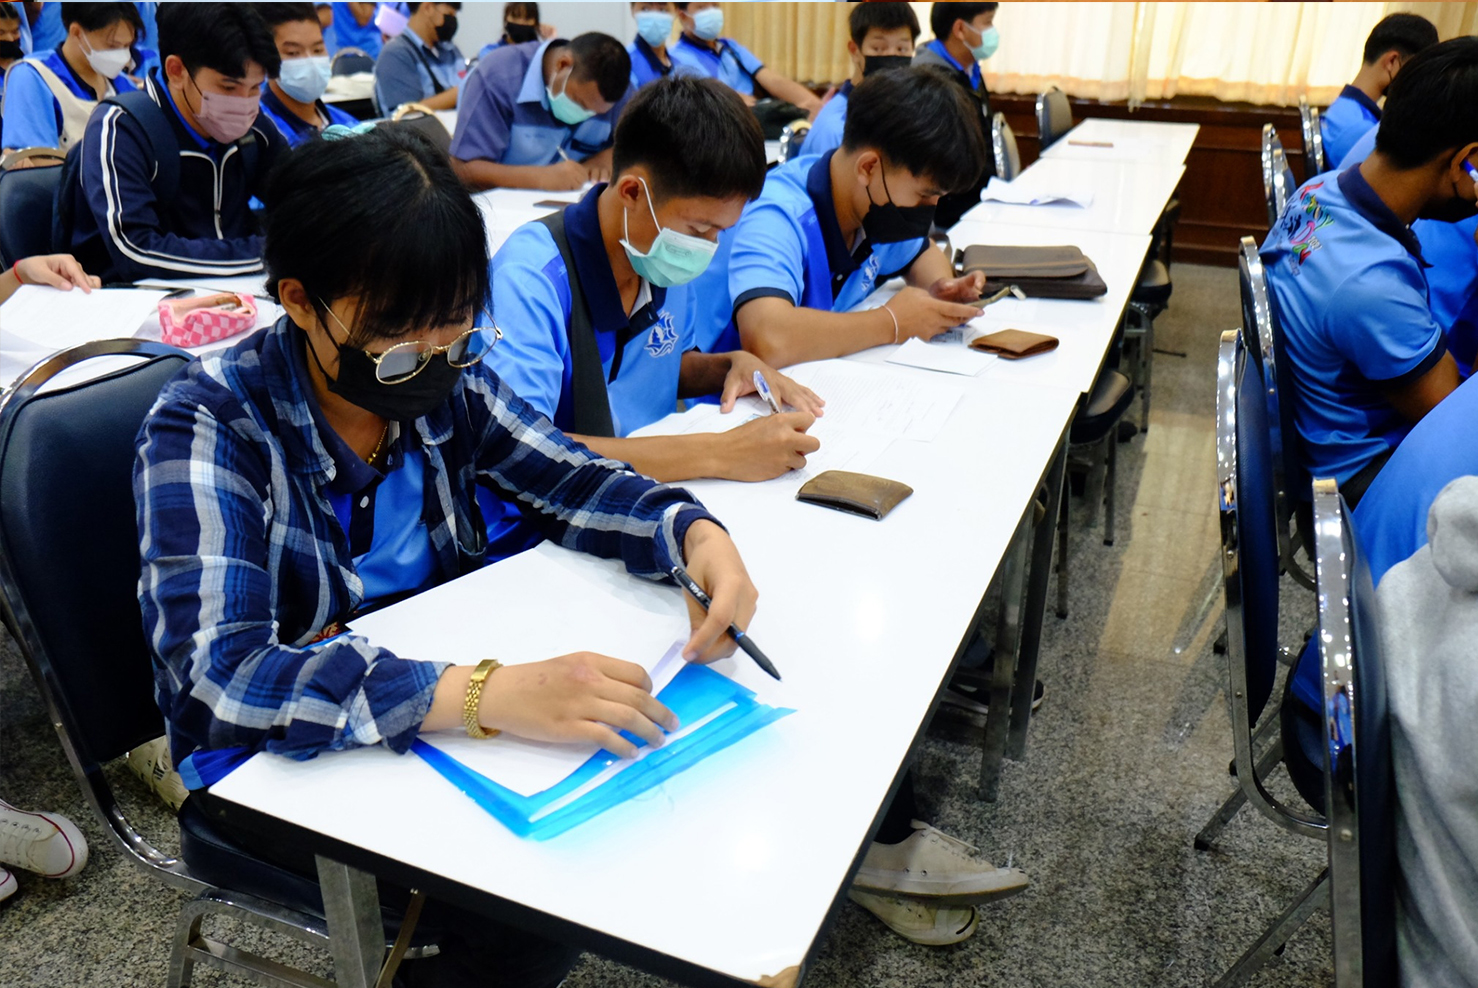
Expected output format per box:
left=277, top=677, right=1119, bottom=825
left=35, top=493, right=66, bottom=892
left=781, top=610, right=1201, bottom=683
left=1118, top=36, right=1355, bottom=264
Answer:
left=1040, top=118, right=1199, bottom=165
left=960, top=156, right=1185, bottom=236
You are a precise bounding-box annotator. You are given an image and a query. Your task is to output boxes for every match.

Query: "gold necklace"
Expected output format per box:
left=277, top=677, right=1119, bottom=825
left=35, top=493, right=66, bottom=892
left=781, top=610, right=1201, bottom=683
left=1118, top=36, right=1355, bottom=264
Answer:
left=367, top=423, right=389, bottom=465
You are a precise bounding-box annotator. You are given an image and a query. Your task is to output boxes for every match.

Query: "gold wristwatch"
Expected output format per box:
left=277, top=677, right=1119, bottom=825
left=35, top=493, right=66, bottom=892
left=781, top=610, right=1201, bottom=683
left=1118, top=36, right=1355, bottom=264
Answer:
left=463, top=659, right=502, bottom=739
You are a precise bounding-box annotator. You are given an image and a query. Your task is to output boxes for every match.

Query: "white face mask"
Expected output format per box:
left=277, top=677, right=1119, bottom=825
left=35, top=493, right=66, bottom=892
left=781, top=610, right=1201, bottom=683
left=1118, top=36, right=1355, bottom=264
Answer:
left=80, top=33, right=132, bottom=78
left=277, top=55, right=332, bottom=103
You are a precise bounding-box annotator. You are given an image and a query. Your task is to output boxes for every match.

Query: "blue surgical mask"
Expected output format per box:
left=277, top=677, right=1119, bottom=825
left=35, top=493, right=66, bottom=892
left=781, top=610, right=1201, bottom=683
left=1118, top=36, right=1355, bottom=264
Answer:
left=691, top=6, right=724, bottom=41
left=277, top=55, right=332, bottom=104
left=620, top=176, right=718, bottom=287
left=547, top=67, right=595, bottom=126
left=965, top=23, right=999, bottom=61
left=635, top=10, right=674, bottom=48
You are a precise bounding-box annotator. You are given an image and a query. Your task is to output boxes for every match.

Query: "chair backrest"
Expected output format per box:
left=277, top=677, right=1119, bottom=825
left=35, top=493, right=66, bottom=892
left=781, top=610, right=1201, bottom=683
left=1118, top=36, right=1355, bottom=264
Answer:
left=1261, top=124, right=1298, bottom=226
left=1298, top=96, right=1327, bottom=177
left=381, top=105, right=452, bottom=156
left=1036, top=87, right=1073, bottom=151
left=778, top=118, right=811, bottom=163
left=991, top=112, right=1021, bottom=182
left=0, top=160, right=62, bottom=265
left=0, top=340, right=200, bottom=889
left=1215, top=328, right=1327, bottom=839
left=332, top=47, right=375, bottom=75
left=1312, top=478, right=1397, bottom=988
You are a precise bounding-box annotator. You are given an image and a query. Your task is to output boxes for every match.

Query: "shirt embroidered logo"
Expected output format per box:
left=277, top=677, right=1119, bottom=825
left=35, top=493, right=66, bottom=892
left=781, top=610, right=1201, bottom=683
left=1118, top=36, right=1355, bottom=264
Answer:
left=645, top=310, right=680, bottom=357
left=1283, top=181, right=1333, bottom=269
left=861, top=254, right=882, bottom=291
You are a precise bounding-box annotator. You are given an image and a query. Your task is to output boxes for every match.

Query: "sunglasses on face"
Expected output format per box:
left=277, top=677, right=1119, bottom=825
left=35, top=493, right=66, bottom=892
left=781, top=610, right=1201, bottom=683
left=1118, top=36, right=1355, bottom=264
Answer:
left=322, top=303, right=503, bottom=384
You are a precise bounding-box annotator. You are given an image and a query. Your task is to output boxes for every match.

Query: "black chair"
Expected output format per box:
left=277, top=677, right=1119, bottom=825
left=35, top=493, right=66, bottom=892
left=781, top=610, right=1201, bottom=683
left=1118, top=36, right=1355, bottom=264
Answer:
left=0, top=340, right=435, bottom=988
left=1298, top=96, right=1327, bottom=178
left=777, top=118, right=810, bottom=163
left=1311, top=478, right=1397, bottom=988
left=990, top=112, right=1021, bottom=181
left=331, top=47, right=375, bottom=76
left=1261, top=123, right=1299, bottom=226
left=382, top=103, right=452, bottom=156
left=1035, top=86, right=1073, bottom=151
left=0, top=149, right=64, bottom=266
left=1054, top=369, right=1134, bottom=618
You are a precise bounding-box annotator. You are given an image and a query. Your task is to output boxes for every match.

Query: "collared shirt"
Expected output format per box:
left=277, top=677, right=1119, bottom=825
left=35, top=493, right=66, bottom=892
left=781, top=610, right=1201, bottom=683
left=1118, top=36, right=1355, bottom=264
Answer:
left=669, top=33, right=763, bottom=96
left=331, top=1, right=383, bottom=59
left=1321, top=84, right=1381, bottom=168
left=1260, top=166, right=1447, bottom=487
left=916, top=39, right=981, bottom=91
left=689, top=150, right=928, bottom=353
left=29, top=0, right=63, bottom=51
left=373, top=28, right=464, bottom=113
left=487, top=184, right=692, bottom=436
left=135, top=316, right=719, bottom=786
left=449, top=38, right=631, bottom=167
left=627, top=36, right=675, bottom=89
left=258, top=83, right=358, bottom=148
left=803, top=80, right=851, bottom=159
left=0, top=48, right=135, bottom=150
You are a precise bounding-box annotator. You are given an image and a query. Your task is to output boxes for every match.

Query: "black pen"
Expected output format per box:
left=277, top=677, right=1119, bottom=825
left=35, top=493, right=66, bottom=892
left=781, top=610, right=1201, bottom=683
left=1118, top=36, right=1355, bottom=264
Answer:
left=670, top=565, right=781, bottom=681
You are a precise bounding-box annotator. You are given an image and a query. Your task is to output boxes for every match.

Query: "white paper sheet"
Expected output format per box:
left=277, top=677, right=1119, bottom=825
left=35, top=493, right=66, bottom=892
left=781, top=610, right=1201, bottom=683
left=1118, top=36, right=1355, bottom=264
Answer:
left=885, top=337, right=996, bottom=377
left=0, top=285, right=170, bottom=350
left=135, top=274, right=270, bottom=298
left=789, top=362, right=962, bottom=443
left=979, top=177, right=1094, bottom=208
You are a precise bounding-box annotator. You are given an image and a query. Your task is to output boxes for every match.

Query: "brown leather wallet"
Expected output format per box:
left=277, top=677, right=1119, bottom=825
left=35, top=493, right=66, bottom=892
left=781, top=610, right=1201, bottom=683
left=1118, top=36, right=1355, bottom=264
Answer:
left=796, top=470, right=913, bottom=520
left=969, top=329, right=1060, bottom=359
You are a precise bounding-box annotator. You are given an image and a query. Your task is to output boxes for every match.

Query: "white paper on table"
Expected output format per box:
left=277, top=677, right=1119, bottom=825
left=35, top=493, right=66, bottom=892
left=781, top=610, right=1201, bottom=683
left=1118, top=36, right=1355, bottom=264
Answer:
left=788, top=362, right=962, bottom=443
left=135, top=274, right=270, bottom=298
left=0, top=285, right=170, bottom=350
left=979, top=177, right=1094, bottom=208
left=885, top=337, right=996, bottom=377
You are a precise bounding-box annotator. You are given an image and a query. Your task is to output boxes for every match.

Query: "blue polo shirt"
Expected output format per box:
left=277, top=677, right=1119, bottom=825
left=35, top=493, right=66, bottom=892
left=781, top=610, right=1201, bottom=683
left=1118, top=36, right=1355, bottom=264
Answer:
left=30, top=2, right=62, bottom=52
left=372, top=29, right=463, bottom=112
left=804, top=81, right=850, bottom=158
left=1, top=48, right=135, bottom=150
left=669, top=34, right=763, bottom=96
left=258, top=83, right=357, bottom=149
left=486, top=184, right=691, bottom=437
left=331, top=1, right=383, bottom=59
left=1321, top=84, right=1380, bottom=169
left=628, top=36, right=679, bottom=89
left=450, top=38, right=630, bottom=167
left=1260, top=167, right=1448, bottom=486
left=918, top=39, right=980, bottom=90
left=690, top=150, right=929, bottom=354
left=12, top=2, right=30, bottom=54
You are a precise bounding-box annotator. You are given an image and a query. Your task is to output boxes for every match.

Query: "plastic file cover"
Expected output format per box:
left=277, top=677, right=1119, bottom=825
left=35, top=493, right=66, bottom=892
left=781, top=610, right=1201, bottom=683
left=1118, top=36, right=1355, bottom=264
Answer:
left=413, top=663, right=793, bottom=840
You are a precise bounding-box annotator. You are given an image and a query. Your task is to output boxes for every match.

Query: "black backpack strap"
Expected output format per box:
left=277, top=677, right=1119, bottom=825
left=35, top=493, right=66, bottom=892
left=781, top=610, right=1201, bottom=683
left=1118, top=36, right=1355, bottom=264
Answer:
left=409, top=40, right=448, bottom=95
left=535, top=211, right=615, bottom=439
left=102, top=90, right=181, bottom=203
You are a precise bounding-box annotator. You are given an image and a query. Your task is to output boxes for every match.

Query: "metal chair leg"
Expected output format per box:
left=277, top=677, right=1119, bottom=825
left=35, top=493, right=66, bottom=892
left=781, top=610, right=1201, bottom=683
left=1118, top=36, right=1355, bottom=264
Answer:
left=1103, top=432, right=1118, bottom=546
left=1195, top=737, right=1284, bottom=851
left=1211, top=869, right=1329, bottom=988
left=981, top=512, right=1031, bottom=801
left=1008, top=436, right=1066, bottom=760
left=1056, top=491, right=1069, bottom=619
left=317, top=856, right=385, bottom=988
left=1140, top=315, right=1154, bottom=434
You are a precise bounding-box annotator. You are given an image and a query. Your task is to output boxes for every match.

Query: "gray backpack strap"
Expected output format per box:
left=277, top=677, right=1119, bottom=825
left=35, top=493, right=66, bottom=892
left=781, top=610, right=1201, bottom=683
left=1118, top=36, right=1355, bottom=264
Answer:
left=535, top=211, right=616, bottom=438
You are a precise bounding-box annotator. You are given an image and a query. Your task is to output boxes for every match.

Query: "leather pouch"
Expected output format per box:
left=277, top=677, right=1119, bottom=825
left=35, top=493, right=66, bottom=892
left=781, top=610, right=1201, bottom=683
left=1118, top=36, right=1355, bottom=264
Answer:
left=956, top=244, right=1109, bottom=300
left=969, top=329, right=1060, bottom=359
left=796, top=470, right=913, bottom=521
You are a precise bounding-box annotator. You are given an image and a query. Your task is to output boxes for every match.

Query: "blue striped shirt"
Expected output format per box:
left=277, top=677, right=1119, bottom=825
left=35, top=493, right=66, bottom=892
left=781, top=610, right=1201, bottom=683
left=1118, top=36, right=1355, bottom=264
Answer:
left=135, top=317, right=718, bottom=782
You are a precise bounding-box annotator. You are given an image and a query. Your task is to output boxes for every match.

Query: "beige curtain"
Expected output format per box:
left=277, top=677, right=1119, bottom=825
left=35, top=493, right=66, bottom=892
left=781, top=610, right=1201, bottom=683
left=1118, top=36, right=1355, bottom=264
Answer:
left=723, top=1, right=853, bottom=87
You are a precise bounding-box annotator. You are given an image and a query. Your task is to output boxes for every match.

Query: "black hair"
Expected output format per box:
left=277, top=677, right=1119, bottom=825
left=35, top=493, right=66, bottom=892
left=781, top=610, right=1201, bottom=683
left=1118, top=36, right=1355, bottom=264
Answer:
left=0, top=4, right=20, bottom=23
left=928, top=2, right=997, bottom=43
left=842, top=65, right=987, bottom=193
left=567, top=32, right=631, bottom=103
left=407, top=3, right=461, bottom=12
left=60, top=3, right=144, bottom=37
left=251, top=3, right=320, bottom=32
left=157, top=3, right=281, bottom=78
left=613, top=76, right=764, bottom=203
left=263, top=128, right=490, bottom=343
left=504, top=2, right=539, bottom=21
left=1363, top=13, right=1438, bottom=64
left=849, top=3, right=919, bottom=46
left=1375, top=37, right=1478, bottom=171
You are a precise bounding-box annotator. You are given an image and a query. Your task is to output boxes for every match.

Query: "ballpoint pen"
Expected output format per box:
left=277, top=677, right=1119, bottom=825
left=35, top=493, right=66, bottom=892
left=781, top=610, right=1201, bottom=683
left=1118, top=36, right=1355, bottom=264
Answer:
left=670, top=565, right=781, bottom=681
left=752, top=369, right=782, bottom=414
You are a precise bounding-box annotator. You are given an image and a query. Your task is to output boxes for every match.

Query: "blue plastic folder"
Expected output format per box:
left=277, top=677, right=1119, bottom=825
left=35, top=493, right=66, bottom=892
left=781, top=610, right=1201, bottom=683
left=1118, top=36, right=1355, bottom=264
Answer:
left=412, top=663, right=793, bottom=840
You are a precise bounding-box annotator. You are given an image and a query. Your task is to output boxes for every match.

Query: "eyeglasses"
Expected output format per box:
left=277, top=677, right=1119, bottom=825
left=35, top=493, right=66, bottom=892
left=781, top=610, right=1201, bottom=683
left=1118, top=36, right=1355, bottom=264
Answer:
left=322, top=302, right=502, bottom=384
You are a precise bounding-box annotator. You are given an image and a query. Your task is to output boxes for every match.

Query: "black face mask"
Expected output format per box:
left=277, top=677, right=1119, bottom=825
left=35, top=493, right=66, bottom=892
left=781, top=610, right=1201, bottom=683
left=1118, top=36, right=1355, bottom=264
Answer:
left=304, top=323, right=463, bottom=423
left=0, top=40, right=22, bottom=60
left=862, top=55, right=912, bottom=78
left=861, top=163, right=936, bottom=244
left=504, top=21, right=538, bottom=44
left=435, top=14, right=458, bottom=43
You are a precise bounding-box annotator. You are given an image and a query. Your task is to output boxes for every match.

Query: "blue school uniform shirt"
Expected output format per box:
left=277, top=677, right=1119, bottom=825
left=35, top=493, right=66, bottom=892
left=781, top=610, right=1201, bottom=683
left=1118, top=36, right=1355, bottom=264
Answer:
left=1, top=48, right=135, bottom=149
left=258, top=83, right=357, bottom=148
left=804, top=81, right=850, bottom=158
left=918, top=39, right=981, bottom=90
left=29, top=2, right=62, bottom=52
left=12, top=2, right=29, bottom=54
left=372, top=29, right=463, bottom=112
left=627, top=36, right=674, bottom=89
left=1321, top=85, right=1380, bottom=169
left=1260, top=167, right=1448, bottom=487
left=690, top=150, right=929, bottom=354
left=668, top=33, right=763, bottom=96
left=487, top=184, right=692, bottom=437
left=450, top=38, right=630, bottom=167
left=331, top=1, right=383, bottom=59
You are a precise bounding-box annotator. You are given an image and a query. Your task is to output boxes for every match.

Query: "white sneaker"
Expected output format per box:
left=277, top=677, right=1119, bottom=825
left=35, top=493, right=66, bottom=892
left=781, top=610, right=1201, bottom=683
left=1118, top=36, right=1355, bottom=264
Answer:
left=848, top=889, right=978, bottom=946
left=853, top=820, right=1030, bottom=905
left=0, top=802, right=87, bottom=878
left=126, top=736, right=190, bottom=812
left=0, top=868, right=15, bottom=902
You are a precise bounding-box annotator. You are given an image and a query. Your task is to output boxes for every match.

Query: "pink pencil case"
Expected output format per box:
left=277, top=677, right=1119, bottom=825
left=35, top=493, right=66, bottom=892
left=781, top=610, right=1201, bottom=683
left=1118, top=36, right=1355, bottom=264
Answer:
left=159, top=293, right=257, bottom=348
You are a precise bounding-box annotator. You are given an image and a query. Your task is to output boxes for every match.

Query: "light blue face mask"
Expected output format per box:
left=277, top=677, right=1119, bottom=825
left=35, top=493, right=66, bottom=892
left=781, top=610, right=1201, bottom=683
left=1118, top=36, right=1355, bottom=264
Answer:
left=547, top=68, right=595, bottom=126
left=277, top=55, right=332, bottom=103
left=635, top=10, right=674, bottom=48
left=965, top=23, right=999, bottom=61
left=691, top=6, right=724, bottom=41
left=620, top=176, right=719, bottom=288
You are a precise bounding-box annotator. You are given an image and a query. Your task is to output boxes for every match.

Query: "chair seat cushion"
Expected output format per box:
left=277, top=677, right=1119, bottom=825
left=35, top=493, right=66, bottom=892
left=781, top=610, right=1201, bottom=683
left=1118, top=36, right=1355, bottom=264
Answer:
left=1070, top=371, right=1134, bottom=444
left=1132, top=259, right=1173, bottom=309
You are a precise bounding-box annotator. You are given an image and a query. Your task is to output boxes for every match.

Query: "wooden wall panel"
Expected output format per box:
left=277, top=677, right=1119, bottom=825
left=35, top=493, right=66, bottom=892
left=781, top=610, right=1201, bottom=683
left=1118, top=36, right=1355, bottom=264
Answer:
left=990, top=94, right=1308, bottom=267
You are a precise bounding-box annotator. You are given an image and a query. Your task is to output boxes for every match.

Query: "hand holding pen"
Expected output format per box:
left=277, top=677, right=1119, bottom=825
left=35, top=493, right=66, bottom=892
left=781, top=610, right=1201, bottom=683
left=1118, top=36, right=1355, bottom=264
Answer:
left=672, top=564, right=781, bottom=680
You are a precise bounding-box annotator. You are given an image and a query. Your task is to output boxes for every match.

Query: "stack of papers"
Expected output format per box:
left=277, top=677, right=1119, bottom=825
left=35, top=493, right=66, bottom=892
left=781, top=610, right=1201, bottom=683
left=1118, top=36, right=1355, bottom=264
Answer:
left=979, top=177, right=1095, bottom=208
left=1, top=285, right=171, bottom=388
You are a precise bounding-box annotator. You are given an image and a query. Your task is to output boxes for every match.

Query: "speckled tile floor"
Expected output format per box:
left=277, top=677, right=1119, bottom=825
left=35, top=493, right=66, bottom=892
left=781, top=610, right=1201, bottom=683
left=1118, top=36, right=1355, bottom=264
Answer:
left=0, top=263, right=1333, bottom=987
